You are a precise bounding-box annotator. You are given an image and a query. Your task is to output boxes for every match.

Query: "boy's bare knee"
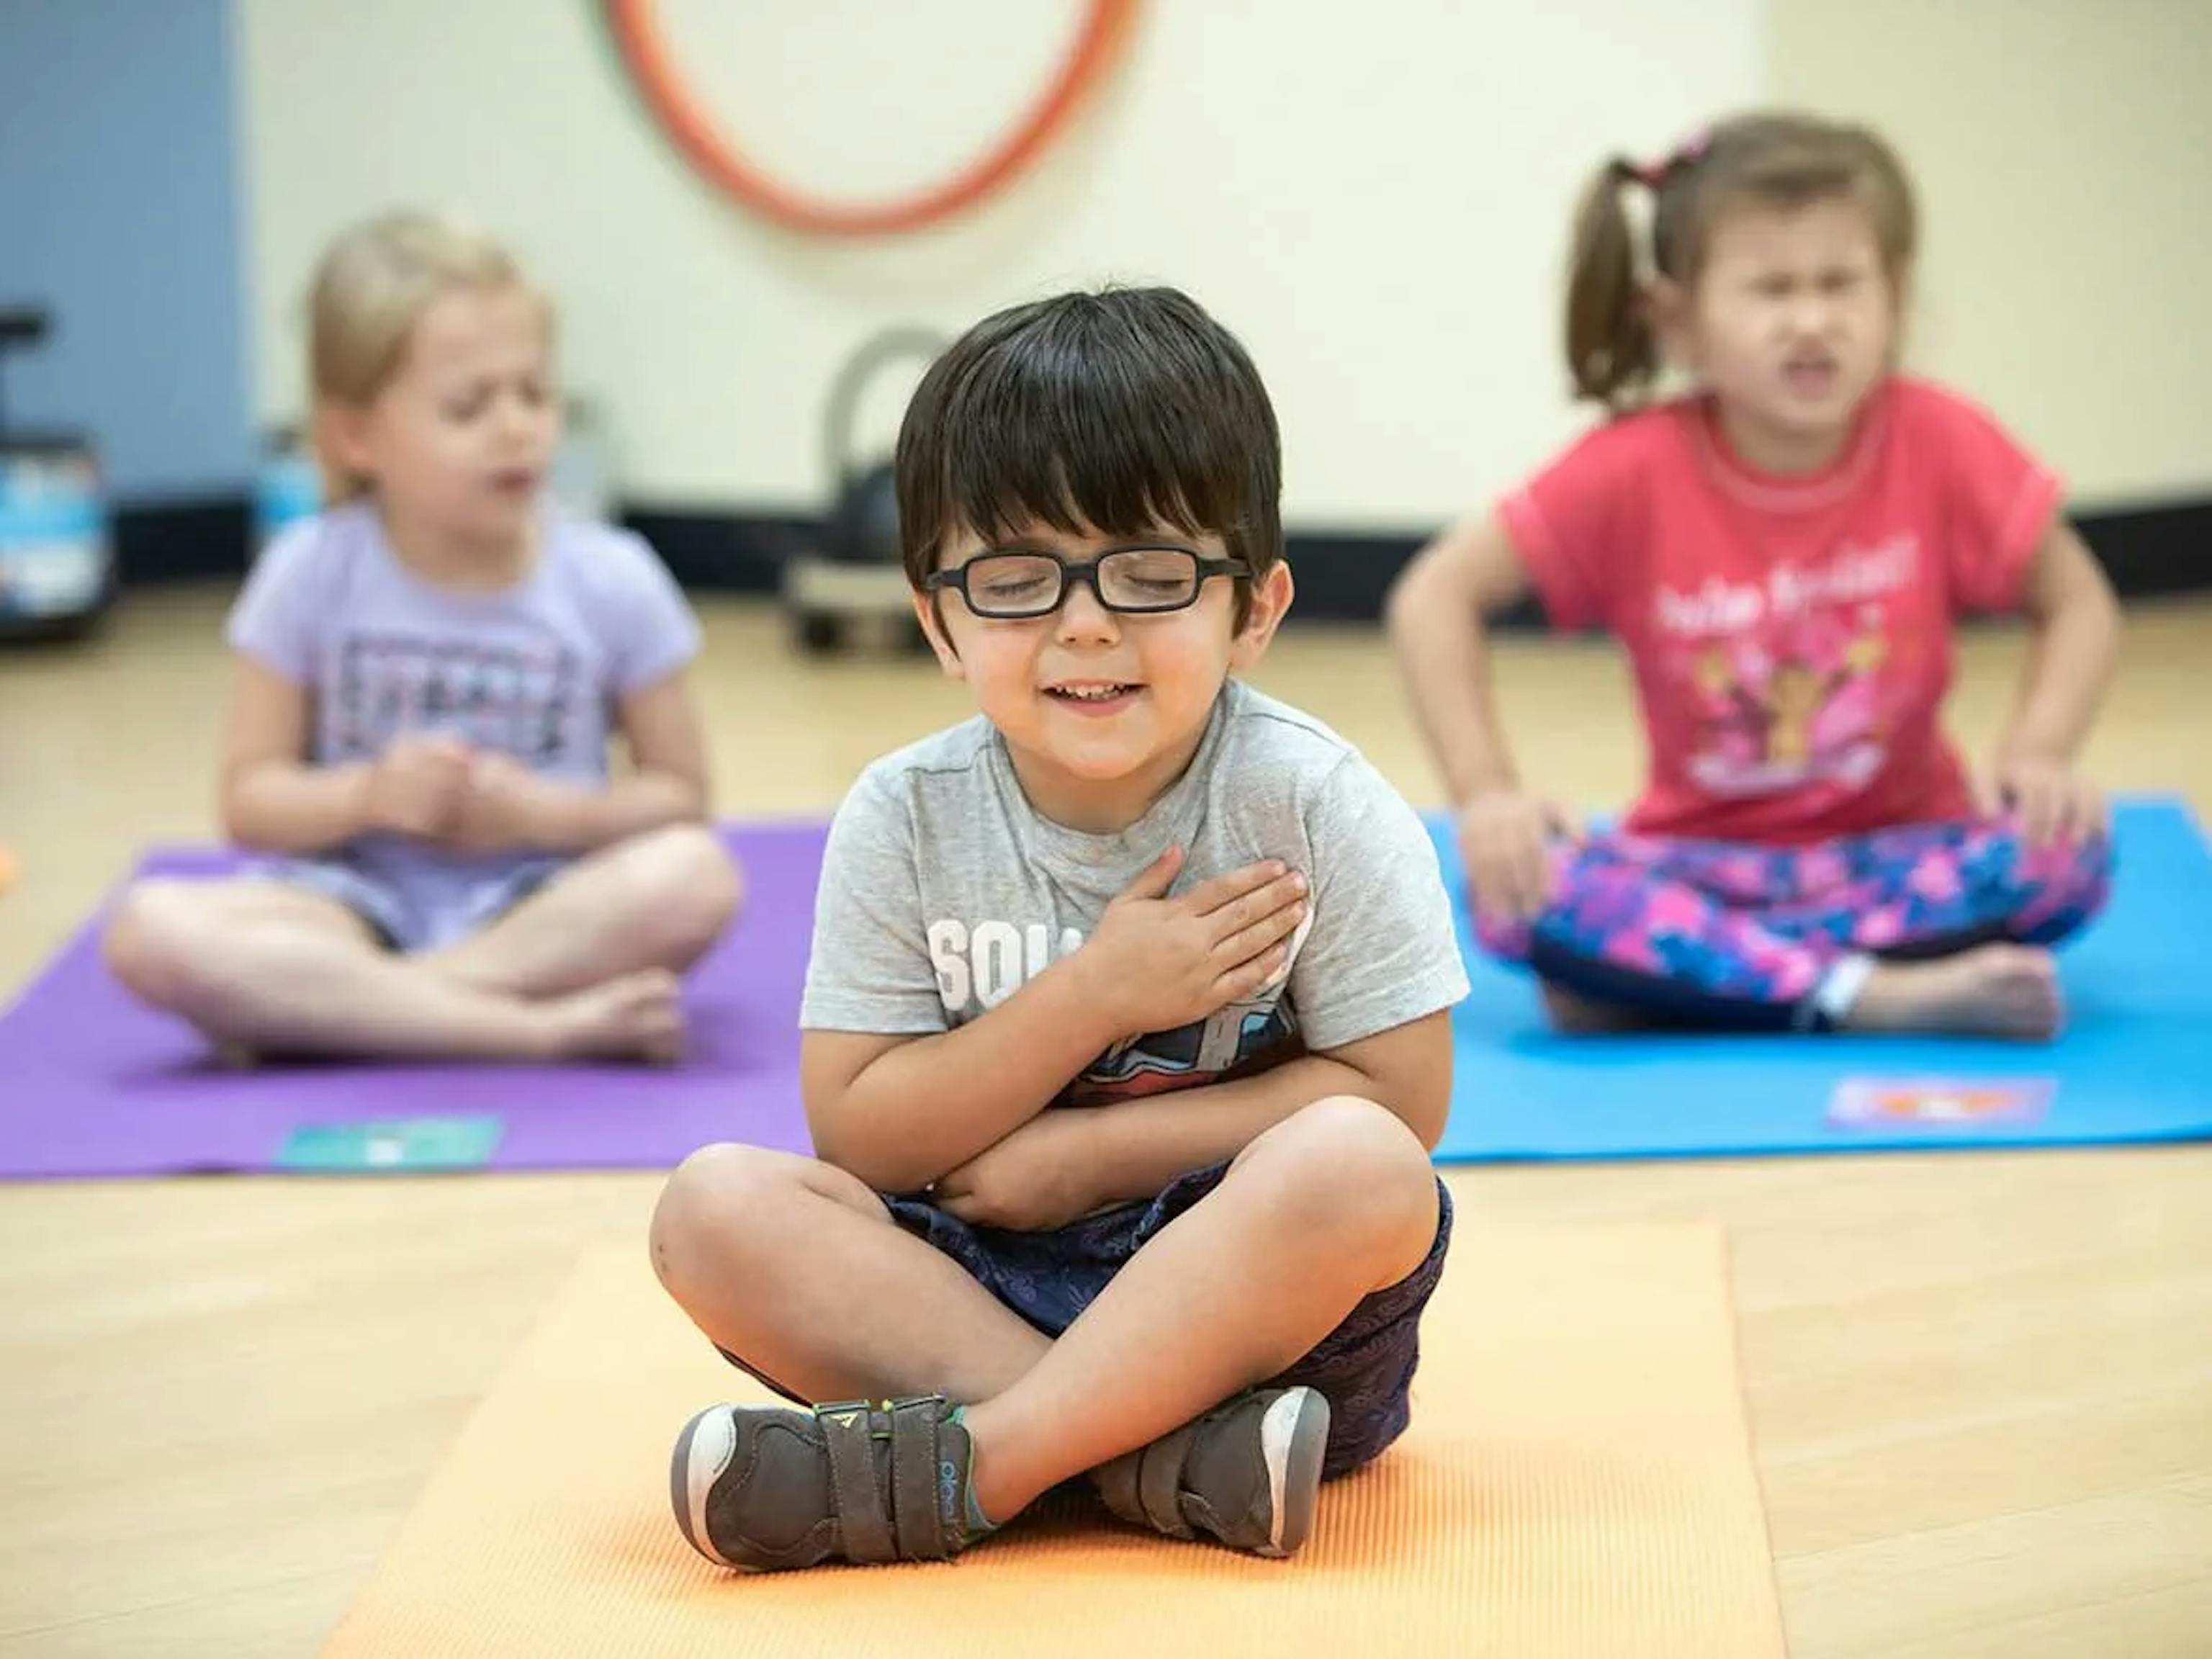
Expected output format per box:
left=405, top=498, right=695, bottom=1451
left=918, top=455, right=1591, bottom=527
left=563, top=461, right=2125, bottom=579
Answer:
left=652, top=1142, right=773, bottom=1270
left=649, top=1142, right=816, bottom=1299
left=1248, top=1095, right=1437, bottom=1236
left=1277, top=1093, right=1426, bottom=1160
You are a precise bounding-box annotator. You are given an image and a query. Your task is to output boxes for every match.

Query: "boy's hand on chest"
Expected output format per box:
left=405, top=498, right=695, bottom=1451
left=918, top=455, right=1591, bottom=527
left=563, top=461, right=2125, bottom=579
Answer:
left=1072, top=845, right=1310, bottom=1038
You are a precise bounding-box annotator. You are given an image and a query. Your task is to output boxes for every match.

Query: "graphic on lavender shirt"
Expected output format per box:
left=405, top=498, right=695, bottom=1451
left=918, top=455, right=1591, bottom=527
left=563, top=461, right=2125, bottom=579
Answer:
left=225, top=503, right=699, bottom=949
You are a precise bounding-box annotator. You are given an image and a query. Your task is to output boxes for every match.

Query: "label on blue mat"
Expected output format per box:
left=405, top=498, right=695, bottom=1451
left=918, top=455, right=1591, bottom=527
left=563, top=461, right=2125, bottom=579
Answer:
left=1828, top=1076, right=2055, bottom=1130
left=276, top=1115, right=503, bottom=1171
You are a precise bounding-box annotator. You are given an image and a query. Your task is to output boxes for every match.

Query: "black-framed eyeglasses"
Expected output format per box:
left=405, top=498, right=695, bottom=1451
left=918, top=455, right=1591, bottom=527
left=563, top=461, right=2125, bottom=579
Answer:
left=924, top=545, right=1250, bottom=619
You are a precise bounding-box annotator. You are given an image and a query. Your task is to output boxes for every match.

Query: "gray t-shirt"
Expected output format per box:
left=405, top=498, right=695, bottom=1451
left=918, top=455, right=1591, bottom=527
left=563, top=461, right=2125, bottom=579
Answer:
left=803, top=680, right=1469, bottom=1105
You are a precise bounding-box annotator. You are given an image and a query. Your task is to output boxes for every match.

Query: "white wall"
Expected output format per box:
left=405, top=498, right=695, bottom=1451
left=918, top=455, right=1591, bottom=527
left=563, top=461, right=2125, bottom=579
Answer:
left=1772, top=0, right=2212, bottom=506
left=238, top=0, right=1759, bottom=527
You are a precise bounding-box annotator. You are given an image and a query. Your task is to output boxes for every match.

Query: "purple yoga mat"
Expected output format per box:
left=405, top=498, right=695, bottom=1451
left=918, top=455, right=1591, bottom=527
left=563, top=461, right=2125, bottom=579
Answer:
left=0, top=824, right=825, bottom=1179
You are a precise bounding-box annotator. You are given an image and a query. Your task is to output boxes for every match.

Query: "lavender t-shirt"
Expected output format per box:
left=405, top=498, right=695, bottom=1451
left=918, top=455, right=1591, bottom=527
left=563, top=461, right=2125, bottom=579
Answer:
left=226, top=503, right=699, bottom=945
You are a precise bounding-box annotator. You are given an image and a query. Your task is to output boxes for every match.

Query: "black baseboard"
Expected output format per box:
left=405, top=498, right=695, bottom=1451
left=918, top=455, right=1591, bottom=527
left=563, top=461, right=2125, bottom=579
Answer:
left=113, top=495, right=252, bottom=587
left=1274, top=528, right=1542, bottom=625
left=2064, top=496, right=2212, bottom=598
left=621, top=508, right=816, bottom=595
left=99, top=492, right=2212, bottom=620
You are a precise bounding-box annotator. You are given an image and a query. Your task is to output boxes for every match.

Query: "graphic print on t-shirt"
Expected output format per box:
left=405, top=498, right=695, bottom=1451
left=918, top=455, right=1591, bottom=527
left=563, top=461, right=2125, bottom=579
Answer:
left=1064, top=996, right=1303, bottom=1105
left=333, top=629, right=582, bottom=768
left=1656, top=533, right=1918, bottom=799
left=927, top=904, right=1314, bottom=1105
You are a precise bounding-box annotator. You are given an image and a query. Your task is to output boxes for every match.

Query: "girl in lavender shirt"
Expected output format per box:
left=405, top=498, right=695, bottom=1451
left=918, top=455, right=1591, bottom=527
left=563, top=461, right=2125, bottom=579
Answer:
left=104, top=213, right=739, bottom=1064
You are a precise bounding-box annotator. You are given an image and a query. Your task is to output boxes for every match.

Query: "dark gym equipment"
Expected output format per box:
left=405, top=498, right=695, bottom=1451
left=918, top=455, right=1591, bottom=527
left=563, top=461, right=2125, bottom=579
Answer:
left=782, top=326, right=943, bottom=654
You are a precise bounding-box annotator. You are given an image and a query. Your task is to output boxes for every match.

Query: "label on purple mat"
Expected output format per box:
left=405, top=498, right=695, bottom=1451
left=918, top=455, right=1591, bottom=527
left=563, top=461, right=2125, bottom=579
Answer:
left=1827, top=1076, right=2056, bottom=1130
left=276, top=1116, right=504, bottom=1172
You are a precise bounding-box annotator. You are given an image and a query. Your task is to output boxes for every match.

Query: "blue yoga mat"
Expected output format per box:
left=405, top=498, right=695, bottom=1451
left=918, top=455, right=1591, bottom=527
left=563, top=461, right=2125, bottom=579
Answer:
left=1428, top=796, right=2212, bottom=1162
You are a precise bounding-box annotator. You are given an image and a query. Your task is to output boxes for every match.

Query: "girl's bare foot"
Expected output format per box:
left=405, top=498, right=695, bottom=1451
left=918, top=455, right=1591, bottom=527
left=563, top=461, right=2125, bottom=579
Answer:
left=1845, top=944, right=2063, bottom=1040
left=542, top=970, right=687, bottom=1064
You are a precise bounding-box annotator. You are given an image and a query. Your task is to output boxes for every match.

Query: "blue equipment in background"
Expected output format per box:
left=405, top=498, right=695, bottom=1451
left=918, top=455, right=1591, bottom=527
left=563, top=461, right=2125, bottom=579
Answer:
left=0, top=307, right=116, bottom=639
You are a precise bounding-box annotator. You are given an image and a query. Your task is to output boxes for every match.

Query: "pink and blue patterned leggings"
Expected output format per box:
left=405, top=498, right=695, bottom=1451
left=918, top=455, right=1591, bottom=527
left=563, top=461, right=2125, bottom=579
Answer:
left=1477, top=819, right=2113, bottom=1032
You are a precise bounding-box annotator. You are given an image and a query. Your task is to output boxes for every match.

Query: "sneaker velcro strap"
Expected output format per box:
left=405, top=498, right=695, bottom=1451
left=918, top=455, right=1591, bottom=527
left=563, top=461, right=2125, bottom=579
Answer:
left=817, top=1404, right=899, bottom=1564
left=1136, top=1421, right=1200, bottom=1539
left=887, top=1398, right=950, bottom=1560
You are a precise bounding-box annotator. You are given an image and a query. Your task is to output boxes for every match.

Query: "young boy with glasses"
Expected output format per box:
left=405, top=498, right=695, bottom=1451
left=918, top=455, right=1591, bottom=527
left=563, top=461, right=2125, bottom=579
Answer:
left=649, top=287, right=1470, bottom=1573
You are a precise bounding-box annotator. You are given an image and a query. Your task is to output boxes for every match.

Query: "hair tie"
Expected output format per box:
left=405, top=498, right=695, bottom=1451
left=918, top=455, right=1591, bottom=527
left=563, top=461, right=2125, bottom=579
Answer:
left=1625, top=127, right=1713, bottom=191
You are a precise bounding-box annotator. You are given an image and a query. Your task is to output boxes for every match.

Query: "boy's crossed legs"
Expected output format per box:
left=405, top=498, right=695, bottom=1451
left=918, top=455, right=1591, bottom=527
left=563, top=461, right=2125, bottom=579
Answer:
left=103, top=824, right=740, bottom=1063
left=649, top=1094, right=1444, bottom=1569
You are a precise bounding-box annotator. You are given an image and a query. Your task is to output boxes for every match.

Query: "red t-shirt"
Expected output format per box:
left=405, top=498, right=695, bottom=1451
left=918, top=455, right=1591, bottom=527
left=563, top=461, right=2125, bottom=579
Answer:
left=1498, top=376, right=2062, bottom=845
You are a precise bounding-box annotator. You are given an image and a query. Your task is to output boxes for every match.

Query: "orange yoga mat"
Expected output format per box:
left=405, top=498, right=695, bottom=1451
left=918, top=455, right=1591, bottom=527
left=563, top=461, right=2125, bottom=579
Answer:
left=323, top=1223, right=1785, bottom=1658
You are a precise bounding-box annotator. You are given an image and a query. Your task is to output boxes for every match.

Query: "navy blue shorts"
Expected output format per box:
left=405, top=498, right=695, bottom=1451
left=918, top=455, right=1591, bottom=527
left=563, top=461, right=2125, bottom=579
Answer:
left=719, top=1162, right=1453, bottom=1481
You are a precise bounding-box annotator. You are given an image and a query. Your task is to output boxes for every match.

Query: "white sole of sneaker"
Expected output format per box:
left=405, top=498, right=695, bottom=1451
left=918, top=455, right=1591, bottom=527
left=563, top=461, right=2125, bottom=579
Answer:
left=671, top=1403, right=740, bottom=1568
left=1256, top=1387, right=1330, bottom=1557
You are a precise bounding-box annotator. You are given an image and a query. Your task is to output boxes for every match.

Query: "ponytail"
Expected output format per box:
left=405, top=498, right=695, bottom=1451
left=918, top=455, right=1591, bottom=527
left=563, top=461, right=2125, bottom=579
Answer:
left=1560, top=114, right=1920, bottom=414
left=1565, top=158, right=1659, bottom=411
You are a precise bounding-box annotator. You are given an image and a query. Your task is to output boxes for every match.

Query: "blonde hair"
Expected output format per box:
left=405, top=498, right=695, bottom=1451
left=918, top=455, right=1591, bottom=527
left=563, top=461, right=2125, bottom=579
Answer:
left=306, top=210, right=549, bottom=502
left=1565, top=110, right=1917, bottom=412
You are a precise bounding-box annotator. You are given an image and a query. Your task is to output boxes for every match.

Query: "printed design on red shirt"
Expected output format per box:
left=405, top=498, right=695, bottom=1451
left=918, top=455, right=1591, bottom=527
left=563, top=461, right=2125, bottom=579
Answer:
left=1655, top=533, right=1918, bottom=800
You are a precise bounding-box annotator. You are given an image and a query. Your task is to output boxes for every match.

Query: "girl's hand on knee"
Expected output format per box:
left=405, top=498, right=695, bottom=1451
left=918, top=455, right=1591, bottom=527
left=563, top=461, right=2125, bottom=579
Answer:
left=933, top=1112, right=1101, bottom=1232
left=1988, top=754, right=2105, bottom=849
left=1457, top=790, right=1575, bottom=925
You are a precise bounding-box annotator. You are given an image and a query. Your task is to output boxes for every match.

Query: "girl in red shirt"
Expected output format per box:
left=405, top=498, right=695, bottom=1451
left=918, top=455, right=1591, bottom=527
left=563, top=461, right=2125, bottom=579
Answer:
left=1390, top=111, right=2117, bottom=1038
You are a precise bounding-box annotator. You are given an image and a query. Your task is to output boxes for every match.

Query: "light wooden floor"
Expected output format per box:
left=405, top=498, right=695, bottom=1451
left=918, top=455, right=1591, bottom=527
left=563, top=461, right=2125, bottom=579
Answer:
left=2, top=588, right=2209, bottom=1658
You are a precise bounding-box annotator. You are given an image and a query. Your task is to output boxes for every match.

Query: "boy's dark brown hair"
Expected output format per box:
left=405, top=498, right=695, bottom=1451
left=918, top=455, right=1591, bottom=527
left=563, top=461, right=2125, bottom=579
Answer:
left=894, top=287, right=1283, bottom=627
left=1567, top=109, right=1919, bottom=411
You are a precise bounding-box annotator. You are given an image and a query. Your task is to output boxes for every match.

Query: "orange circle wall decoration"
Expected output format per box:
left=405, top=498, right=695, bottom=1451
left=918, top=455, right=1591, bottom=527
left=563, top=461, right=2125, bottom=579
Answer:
left=603, top=0, right=1139, bottom=236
